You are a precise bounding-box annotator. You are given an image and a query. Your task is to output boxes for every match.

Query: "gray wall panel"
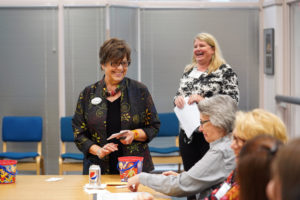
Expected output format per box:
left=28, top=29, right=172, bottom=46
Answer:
left=110, top=6, right=139, bottom=80
left=140, top=8, right=259, bottom=112
left=0, top=8, right=59, bottom=174
left=64, top=7, right=106, bottom=116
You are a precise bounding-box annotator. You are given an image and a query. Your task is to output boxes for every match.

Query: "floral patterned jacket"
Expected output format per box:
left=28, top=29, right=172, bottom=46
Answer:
left=72, top=77, right=160, bottom=174
left=175, top=64, right=239, bottom=103
left=204, top=170, right=240, bottom=200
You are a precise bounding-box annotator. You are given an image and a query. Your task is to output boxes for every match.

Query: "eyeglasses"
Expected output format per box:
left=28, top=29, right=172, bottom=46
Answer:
left=200, top=119, right=210, bottom=127
left=110, top=61, right=131, bottom=68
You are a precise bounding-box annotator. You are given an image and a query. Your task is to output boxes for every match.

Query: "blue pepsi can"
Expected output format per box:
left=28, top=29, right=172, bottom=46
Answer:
left=89, top=164, right=101, bottom=186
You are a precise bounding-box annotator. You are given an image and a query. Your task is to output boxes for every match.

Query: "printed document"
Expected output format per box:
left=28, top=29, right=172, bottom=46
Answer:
left=174, top=98, right=200, bottom=138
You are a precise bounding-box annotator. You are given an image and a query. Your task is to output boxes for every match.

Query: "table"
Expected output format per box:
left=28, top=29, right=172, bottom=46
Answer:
left=0, top=175, right=171, bottom=200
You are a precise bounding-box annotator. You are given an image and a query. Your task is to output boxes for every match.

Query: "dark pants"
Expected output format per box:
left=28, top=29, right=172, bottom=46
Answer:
left=83, top=157, right=93, bottom=175
left=179, top=129, right=209, bottom=200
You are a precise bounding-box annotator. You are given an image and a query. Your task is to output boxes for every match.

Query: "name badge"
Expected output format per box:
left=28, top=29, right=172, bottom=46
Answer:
left=91, top=97, right=102, bottom=105
left=188, top=69, right=202, bottom=79
left=214, top=182, right=231, bottom=199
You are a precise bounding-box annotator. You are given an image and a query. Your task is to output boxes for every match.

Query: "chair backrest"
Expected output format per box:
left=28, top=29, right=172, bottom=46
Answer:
left=157, top=113, right=179, bottom=137
left=2, top=116, right=43, bottom=142
left=60, top=116, right=74, bottom=142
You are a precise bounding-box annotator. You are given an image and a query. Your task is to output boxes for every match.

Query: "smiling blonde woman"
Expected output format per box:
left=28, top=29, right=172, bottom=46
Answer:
left=173, top=35, right=240, bottom=200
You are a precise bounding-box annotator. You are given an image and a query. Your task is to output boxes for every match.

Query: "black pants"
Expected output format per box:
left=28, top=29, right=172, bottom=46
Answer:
left=179, top=129, right=209, bottom=200
left=83, top=158, right=93, bottom=175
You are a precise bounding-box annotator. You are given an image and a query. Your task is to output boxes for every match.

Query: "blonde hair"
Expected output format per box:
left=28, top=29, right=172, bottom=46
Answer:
left=184, top=32, right=225, bottom=74
left=234, top=109, right=288, bottom=143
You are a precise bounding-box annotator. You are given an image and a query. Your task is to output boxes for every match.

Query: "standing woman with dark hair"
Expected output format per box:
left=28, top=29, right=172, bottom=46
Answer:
left=72, top=38, right=160, bottom=175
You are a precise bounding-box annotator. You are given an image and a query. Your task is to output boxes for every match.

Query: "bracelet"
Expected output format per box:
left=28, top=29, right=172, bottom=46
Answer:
left=132, top=129, right=139, bottom=140
left=96, top=148, right=101, bottom=158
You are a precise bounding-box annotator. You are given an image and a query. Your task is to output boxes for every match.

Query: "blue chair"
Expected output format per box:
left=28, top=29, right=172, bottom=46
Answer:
left=149, top=113, right=182, bottom=172
left=0, top=116, right=45, bottom=175
left=59, top=116, right=83, bottom=174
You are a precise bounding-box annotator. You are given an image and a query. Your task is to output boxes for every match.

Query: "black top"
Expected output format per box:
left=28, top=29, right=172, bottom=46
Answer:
left=106, top=97, right=122, bottom=174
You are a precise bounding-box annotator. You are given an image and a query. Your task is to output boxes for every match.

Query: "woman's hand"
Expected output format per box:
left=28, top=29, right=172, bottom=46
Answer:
left=134, top=192, right=154, bottom=200
left=175, top=96, right=185, bottom=109
left=94, top=143, right=118, bottom=159
left=162, top=171, right=179, bottom=176
left=117, top=129, right=147, bottom=144
left=188, top=94, right=204, bottom=105
left=127, top=174, right=140, bottom=192
left=117, top=130, right=134, bottom=145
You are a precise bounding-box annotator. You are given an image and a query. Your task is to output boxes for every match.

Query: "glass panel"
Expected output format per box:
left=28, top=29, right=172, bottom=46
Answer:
left=0, top=7, right=58, bottom=173
left=64, top=7, right=106, bottom=115
left=110, top=6, right=139, bottom=80
left=140, top=8, right=259, bottom=112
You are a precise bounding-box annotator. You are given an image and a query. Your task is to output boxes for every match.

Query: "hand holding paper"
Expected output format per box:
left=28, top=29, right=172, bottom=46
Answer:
left=107, top=130, right=129, bottom=140
left=174, top=97, right=200, bottom=138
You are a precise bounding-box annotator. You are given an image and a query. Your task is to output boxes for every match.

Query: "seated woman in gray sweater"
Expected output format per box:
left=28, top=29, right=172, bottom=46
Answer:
left=127, top=95, right=237, bottom=199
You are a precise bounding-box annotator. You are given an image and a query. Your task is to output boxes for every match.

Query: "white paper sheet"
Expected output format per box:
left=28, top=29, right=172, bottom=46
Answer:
left=174, top=98, right=200, bottom=138
left=45, top=177, right=63, bottom=182
left=85, top=188, right=110, bottom=195
left=98, top=192, right=143, bottom=200
left=84, top=183, right=107, bottom=189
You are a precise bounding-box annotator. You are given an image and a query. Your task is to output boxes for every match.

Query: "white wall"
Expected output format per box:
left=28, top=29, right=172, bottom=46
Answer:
left=263, top=6, right=282, bottom=112
left=262, top=0, right=300, bottom=138
left=290, top=1, right=300, bottom=138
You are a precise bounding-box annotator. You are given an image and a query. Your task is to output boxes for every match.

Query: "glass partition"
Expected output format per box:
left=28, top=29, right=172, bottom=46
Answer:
left=140, top=8, right=259, bottom=112
left=64, top=7, right=106, bottom=115
left=110, top=6, right=139, bottom=80
left=0, top=7, right=59, bottom=173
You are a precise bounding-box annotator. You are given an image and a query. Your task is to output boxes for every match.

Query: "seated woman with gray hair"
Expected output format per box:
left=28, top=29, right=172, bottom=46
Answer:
left=127, top=95, right=237, bottom=199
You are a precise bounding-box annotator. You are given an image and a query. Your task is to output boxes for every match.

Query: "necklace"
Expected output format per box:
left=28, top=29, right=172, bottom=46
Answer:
left=103, top=85, right=121, bottom=97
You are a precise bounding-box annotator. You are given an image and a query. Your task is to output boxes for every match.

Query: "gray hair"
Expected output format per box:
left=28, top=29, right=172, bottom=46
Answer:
left=198, top=95, right=237, bottom=134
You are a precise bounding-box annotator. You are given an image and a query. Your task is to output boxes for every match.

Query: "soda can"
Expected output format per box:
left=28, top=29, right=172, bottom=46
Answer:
left=89, top=164, right=101, bottom=186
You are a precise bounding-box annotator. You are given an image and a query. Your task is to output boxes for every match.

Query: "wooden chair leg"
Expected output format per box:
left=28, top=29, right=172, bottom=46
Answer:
left=36, top=157, right=41, bottom=175
left=59, top=157, right=63, bottom=175
left=41, top=157, right=45, bottom=175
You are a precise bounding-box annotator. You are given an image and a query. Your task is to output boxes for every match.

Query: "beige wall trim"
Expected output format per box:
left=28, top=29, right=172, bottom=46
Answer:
left=281, top=0, right=292, bottom=135
left=0, top=0, right=57, bottom=7
left=263, top=0, right=283, bottom=8
left=286, top=0, right=299, bottom=3
left=0, top=0, right=260, bottom=9
left=259, top=0, right=264, bottom=108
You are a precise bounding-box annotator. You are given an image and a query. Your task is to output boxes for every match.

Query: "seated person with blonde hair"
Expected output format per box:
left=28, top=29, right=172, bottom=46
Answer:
left=205, top=108, right=288, bottom=200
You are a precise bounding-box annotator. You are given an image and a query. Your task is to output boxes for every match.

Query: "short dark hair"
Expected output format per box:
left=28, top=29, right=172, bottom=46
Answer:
left=99, top=38, right=131, bottom=66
